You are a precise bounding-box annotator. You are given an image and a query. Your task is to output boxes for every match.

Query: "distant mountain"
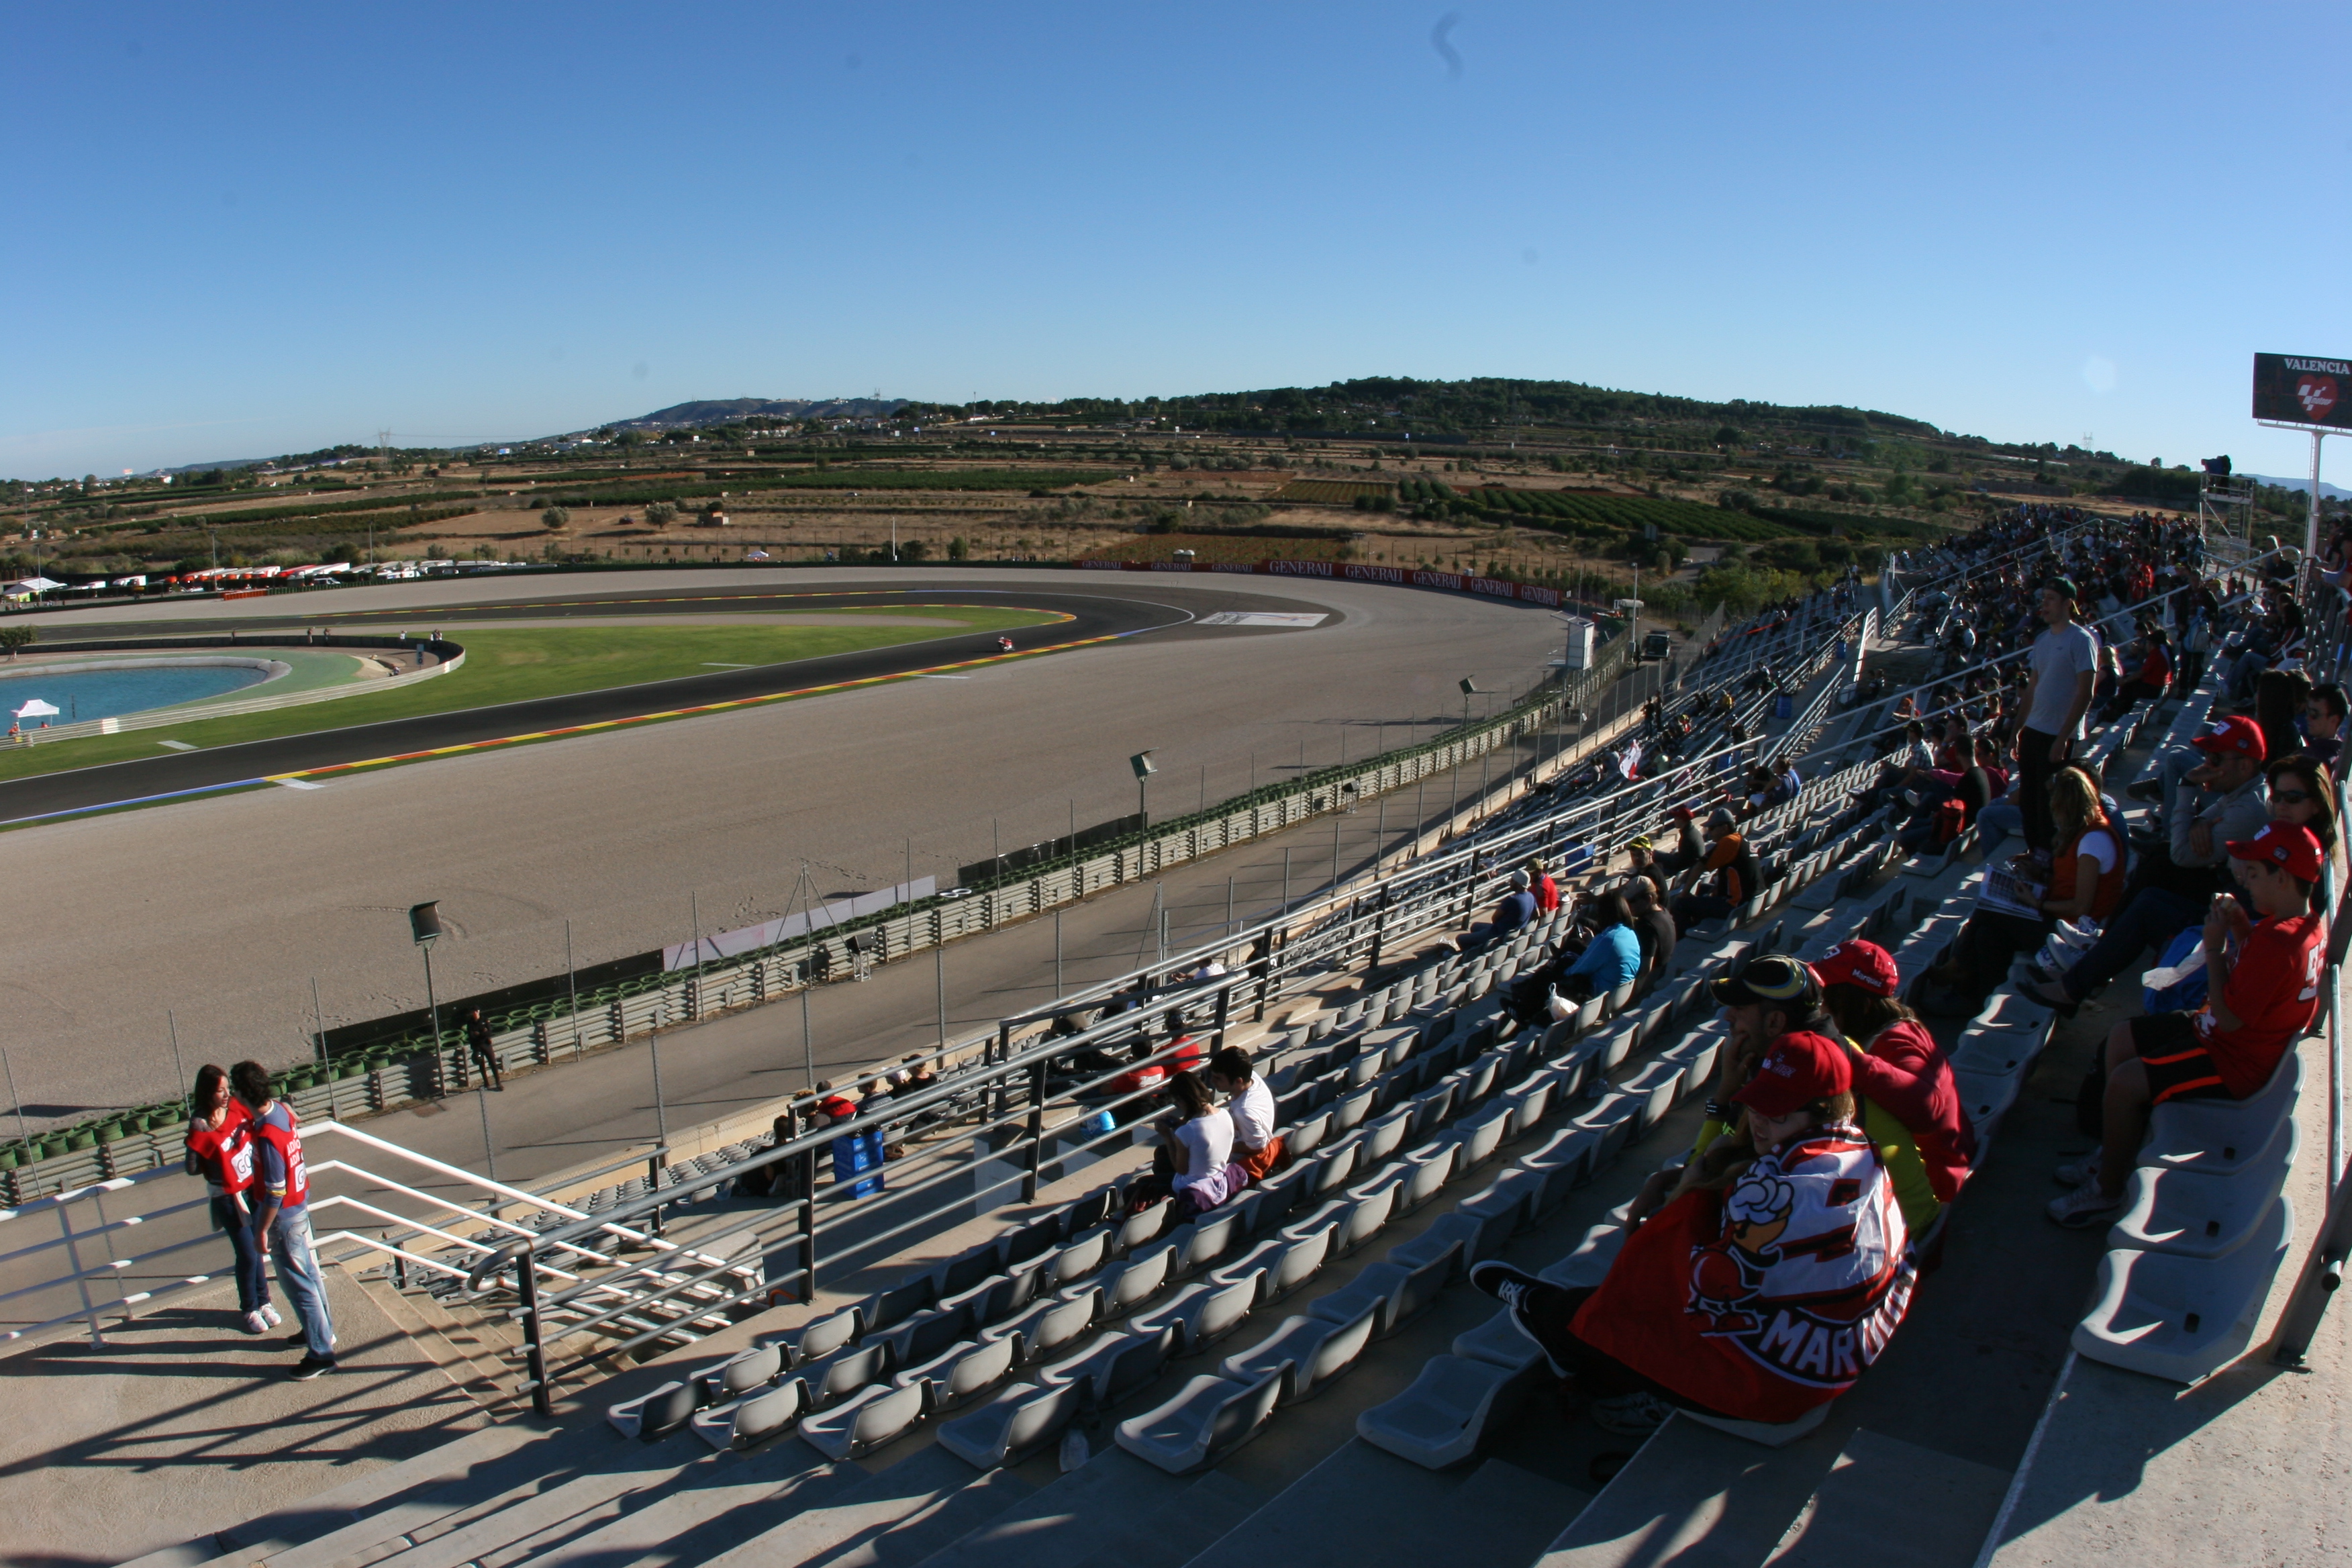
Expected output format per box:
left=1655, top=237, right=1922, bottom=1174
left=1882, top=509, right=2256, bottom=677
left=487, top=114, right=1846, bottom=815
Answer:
left=608, top=397, right=905, bottom=431
left=2245, top=472, right=2352, bottom=501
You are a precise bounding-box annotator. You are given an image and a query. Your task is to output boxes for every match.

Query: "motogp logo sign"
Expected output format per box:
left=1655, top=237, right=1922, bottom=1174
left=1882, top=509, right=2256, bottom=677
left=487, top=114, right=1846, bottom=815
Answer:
left=2300, top=375, right=2340, bottom=420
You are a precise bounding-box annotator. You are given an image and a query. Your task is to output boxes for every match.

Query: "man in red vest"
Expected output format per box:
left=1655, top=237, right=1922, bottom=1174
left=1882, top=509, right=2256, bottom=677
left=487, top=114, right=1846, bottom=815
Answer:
left=232, top=1061, right=340, bottom=1377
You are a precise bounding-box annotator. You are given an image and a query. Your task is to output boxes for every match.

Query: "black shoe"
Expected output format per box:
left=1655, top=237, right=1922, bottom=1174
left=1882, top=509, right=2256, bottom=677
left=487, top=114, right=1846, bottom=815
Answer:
left=1468, top=1261, right=1573, bottom=1376
left=2124, top=779, right=2163, bottom=803
left=283, top=1330, right=311, bottom=1346
left=287, top=1353, right=338, bottom=1380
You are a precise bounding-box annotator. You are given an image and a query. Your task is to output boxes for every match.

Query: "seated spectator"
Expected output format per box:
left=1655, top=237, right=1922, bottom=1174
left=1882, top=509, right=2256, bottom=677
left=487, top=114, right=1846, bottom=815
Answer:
left=2266, top=755, right=2341, bottom=899
left=1471, top=1030, right=1914, bottom=1434
left=2051, top=822, right=2329, bottom=1225
left=2095, top=626, right=2171, bottom=724
left=2027, top=721, right=2269, bottom=1012
left=1622, top=875, right=1676, bottom=995
left=1812, top=940, right=1975, bottom=1234
left=1920, top=767, right=2123, bottom=1014
left=1559, top=891, right=1641, bottom=1003
left=1652, top=806, right=1704, bottom=877
left=1461, top=869, right=1538, bottom=952
left=1208, top=1046, right=1283, bottom=1179
left=1670, top=809, right=1758, bottom=934
left=1155, top=1069, right=1244, bottom=1214
left=2305, top=683, right=2345, bottom=767
left=1526, top=856, right=1561, bottom=915
left=735, top=1110, right=812, bottom=1202
left=1624, top=836, right=1669, bottom=905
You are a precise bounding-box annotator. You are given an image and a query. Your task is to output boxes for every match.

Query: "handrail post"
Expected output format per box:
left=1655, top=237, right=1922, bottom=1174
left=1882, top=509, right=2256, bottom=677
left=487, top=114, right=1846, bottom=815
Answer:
left=797, top=1153, right=819, bottom=1298
left=58, top=1197, right=101, bottom=1348
left=1367, top=892, right=1390, bottom=977
left=646, top=1150, right=667, bottom=1240
left=517, top=1242, right=553, bottom=1418
left=1020, top=1059, right=1048, bottom=1205
left=1210, top=982, right=1234, bottom=1057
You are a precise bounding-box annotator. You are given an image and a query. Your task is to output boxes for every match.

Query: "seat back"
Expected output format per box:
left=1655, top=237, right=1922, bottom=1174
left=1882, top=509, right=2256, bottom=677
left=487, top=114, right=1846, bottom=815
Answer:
left=1117, top=1197, right=1173, bottom=1255
left=795, top=1306, right=862, bottom=1363
left=1001, top=1379, right=1085, bottom=1463
left=865, top=1274, right=938, bottom=1334
left=939, top=1240, right=1008, bottom=1300
left=1050, top=1227, right=1112, bottom=1288
left=720, top=1343, right=784, bottom=1398
left=730, top=1379, right=806, bottom=1448
left=1359, top=1108, right=1412, bottom=1165
left=1300, top=1304, right=1378, bottom=1398
left=1203, top=1369, right=1285, bottom=1463
left=1271, top=1222, right=1334, bottom=1297
left=1032, top=1287, right=1100, bottom=1359
left=1005, top=1213, right=1064, bottom=1268
left=1106, top=1242, right=1175, bottom=1313
left=638, top=1379, right=701, bottom=1441
left=1178, top=1208, right=1243, bottom=1275
left=1311, top=1141, right=1361, bottom=1195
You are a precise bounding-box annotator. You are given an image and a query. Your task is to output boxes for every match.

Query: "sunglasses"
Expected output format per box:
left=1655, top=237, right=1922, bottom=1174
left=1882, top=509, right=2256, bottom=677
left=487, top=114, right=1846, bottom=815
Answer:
left=2273, top=790, right=2312, bottom=804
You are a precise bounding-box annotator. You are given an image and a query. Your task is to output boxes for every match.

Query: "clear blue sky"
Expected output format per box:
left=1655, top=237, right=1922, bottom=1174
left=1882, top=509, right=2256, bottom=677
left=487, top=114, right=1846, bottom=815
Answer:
left=7, top=2, right=2347, bottom=482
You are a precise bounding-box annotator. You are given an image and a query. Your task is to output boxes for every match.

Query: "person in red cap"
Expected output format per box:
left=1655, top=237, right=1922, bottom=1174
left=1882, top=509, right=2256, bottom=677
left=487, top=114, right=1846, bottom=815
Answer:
left=2051, top=820, right=2327, bottom=1226
left=1469, top=1030, right=1916, bottom=1435
left=1652, top=805, right=1704, bottom=878
left=1812, top=938, right=1975, bottom=1236
left=2024, top=714, right=2271, bottom=1013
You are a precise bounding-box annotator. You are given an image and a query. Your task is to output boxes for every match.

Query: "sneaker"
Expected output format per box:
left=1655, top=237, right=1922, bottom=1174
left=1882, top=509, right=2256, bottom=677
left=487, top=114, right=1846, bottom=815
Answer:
left=1469, top=1261, right=1573, bottom=1376
left=285, top=1329, right=337, bottom=1351
left=1587, top=1391, right=1675, bottom=1436
left=2047, top=1181, right=2125, bottom=1228
left=241, top=1310, right=268, bottom=1336
left=2053, top=1153, right=2101, bottom=1189
left=259, top=1304, right=283, bottom=1328
left=287, top=1353, right=338, bottom=1381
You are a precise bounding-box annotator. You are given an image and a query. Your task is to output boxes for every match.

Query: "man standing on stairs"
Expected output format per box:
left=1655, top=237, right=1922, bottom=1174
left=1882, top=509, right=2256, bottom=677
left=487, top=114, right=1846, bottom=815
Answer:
left=232, top=1060, right=339, bottom=1379
left=2014, top=579, right=2099, bottom=852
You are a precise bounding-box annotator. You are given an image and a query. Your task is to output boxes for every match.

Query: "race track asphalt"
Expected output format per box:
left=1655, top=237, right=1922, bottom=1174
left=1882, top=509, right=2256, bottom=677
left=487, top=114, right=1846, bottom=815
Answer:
left=0, top=583, right=1248, bottom=820
left=5, top=568, right=1567, bottom=1121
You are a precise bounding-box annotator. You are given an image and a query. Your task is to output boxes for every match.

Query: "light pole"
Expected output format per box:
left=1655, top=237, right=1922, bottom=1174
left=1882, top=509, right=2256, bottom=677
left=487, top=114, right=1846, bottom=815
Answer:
left=413, top=899, right=492, bottom=1179
left=1130, top=750, right=1157, bottom=828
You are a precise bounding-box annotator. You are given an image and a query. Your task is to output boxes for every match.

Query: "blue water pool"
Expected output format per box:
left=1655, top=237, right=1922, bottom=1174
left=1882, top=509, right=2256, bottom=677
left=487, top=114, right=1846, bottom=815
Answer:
left=0, top=663, right=271, bottom=725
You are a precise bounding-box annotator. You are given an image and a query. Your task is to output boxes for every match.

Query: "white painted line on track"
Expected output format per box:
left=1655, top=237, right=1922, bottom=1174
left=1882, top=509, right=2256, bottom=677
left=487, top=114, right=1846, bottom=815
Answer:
left=914, top=674, right=972, bottom=680
left=702, top=663, right=756, bottom=668
left=156, top=740, right=196, bottom=751
left=274, top=778, right=326, bottom=790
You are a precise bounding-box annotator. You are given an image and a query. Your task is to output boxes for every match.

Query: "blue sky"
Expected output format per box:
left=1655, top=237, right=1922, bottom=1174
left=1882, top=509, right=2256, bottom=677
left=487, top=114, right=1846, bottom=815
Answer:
left=6, top=3, right=2347, bottom=481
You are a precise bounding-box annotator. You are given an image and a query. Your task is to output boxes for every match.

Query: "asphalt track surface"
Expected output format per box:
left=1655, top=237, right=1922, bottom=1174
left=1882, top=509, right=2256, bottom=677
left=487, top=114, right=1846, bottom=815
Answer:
left=0, top=583, right=1265, bottom=821
left=6, top=568, right=1565, bottom=1123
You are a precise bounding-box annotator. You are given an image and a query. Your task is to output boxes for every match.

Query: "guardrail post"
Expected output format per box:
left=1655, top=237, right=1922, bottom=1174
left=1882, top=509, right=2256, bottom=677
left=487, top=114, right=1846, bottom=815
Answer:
left=1020, top=1059, right=1048, bottom=1204
left=1367, top=893, right=1391, bottom=976
left=516, top=1242, right=553, bottom=1418
left=646, top=1150, right=667, bottom=1239
left=797, top=1158, right=820, bottom=1297
left=1210, top=982, right=1234, bottom=1055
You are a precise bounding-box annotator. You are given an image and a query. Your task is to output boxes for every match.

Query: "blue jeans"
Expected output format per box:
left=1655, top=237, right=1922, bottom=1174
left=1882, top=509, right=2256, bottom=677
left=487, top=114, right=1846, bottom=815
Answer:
left=2059, top=887, right=2204, bottom=1002
left=1975, top=799, right=2023, bottom=852
left=212, top=1197, right=270, bottom=1316
left=264, top=1208, right=336, bottom=1359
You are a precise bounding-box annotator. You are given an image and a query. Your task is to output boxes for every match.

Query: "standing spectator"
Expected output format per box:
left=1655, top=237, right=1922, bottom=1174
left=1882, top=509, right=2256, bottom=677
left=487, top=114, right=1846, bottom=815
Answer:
left=2051, top=822, right=2329, bottom=1225
left=461, top=1008, right=503, bottom=1092
left=230, top=1061, right=338, bottom=1378
left=1208, top=1047, right=1283, bottom=1179
left=1671, top=809, right=1758, bottom=934
left=2015, top=579, right=2100, bottom=852
left=183, top=1063, right=275, bottom=1335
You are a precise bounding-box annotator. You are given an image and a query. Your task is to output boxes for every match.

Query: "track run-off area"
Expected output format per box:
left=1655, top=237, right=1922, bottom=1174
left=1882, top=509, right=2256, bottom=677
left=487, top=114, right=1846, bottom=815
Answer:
left=3, top=567, right=1567, bottom=1128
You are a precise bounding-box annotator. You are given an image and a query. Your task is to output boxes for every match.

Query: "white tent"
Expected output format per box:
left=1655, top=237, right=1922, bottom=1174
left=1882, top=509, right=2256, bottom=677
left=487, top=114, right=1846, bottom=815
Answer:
left=13, top=699, right=59, bottom=719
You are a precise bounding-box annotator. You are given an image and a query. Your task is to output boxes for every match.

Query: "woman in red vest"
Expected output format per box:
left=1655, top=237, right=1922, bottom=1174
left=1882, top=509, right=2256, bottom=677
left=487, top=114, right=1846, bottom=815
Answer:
left=183, top=1064, right=276, bottom=1336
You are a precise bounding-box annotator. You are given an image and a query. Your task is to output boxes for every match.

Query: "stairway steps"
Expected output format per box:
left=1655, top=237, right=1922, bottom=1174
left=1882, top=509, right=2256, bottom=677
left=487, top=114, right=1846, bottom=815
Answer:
left=260, top=1427, right=611, bottom=1568
left=357, top=1276, right=526, bottom=1414
left=530, top=1446, right=855, bottom=1568
left=358, top=1439, right=716, bottom=1568
left=1075, top=1469, right=1268, bottom=1568
left=912, top=1449, right=1197, bottom=1568
left=1763, top=1430, right=2010, bottom=1568
left=1535, top=1414, right=1837, bottom=1568
left=1183, top=1440, right=1580, bottom=1568
left=703, top=1444, right=1037, bottom=1568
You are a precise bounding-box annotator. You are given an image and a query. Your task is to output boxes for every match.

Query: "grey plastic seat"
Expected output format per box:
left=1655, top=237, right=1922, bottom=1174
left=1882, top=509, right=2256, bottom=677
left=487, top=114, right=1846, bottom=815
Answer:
left=797, top=1379, right=926, bottom=1461
left=801, top=1340, right=896, bottom=1408
left=1450, top=1104, right=1512, bottom=1171
left=1038, top=1324, right=1177, bottom=1418
left=695, top=1342, right=785, bottom=1403
left=1004, top=1213, right=1065, bottom=1269
left=1113, top=1369, right=1285, bottom=1475
left=1391, top=1196, right=1510, bottom=1273
left=1218, top=1304, right=1377, bottom=1406
left=1308, top=1141, right=1363, bottom=1196
left=1091, top=1240, right=1177, bottom=1317
left=893, top=1334, right=1021, bottom=1414
left=936, top=1238, right=1010, bottom=1299
left=989, top=1285, right=1101, bottom=1365
left=1451, top=1309, right=1548, bottom=1374
left=1396, top=1141, right=1460, bottom=1214
left=1114, top=1197, right=1173, bottom=1257
left=873, top=1302, right=976, bottom=1370
left=1128, top=1271, right=1261, bottom=1356
left=1569, top=1091, right=1642, bottom=1167
left=1332, top=1084, right=1379, bottom=1132
left=2111, top=1119, right=2298, bottom=1260
left=2074, top=1195, right=2297, bottom=1383
left=792, top=1305, right=863, bottom=1364
left=1406, top=1084, right=1457, bottom=1142
left=1356, top=1353, right=1543, bottom=1470
left=1048, top=1226, right=1113, bottom=1290
left=1331, top=1173, right=1403, bottom=1255
left=936, top=1378, right=1085, bottom=1471
left=1172, top=1208, right=1245, bottom=1279
left=1212, top=1221, right=1334, bottom=1306
left=1520, top=1124, right=1598, bottom=1191
left=1307, top=1242, right=1459, bottom=1338
left=1502, top=1076, right=1557, bottom=1140
left=1285, top=1110, right=1334, bottom=1162
left=691, top=1376, right=809, bottom=1451
left=607, top=1378, right=701, bottom=1441
left=1358, top=1107, right=1412, bottom=1167
left=2141, top=1053, right=2305, bottom=1178
left=1538, top=1220, right=1629, bottom=1289
left=1617, top=1059, right=1686, bottom=1134
left=862, top=1275, right=938, bottom=1334
left=940, top=1265, right=1039, bottom=1331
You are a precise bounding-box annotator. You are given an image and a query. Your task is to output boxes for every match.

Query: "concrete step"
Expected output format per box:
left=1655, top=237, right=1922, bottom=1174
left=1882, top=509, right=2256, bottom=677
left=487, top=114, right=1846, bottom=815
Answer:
left=358, top=1274, right=528, bottom=1414
left=1535, top=1414, right=1838, bottom=1568
left=1183, top=1439, right=1581, bottom=1568
left=912, top=1448, right=1199, bottom=1568
left=1764, top=1428, right=2009, bottom=1568
left=1073, top=1469, right=1267, bottom=1568
left=531, top=1444, right=857, bottom=1568
left=357, top=1434, right=718, bottom=1568
left=701, top=1442, right=1036, bottom=1568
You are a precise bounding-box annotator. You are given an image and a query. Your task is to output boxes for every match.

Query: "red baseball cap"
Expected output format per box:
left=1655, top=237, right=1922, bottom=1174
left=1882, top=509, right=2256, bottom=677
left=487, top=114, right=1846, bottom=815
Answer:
left=2192, top=716, right=2267, bottom=763
left=2226, top=820, right=2324, bottom=883
left=1669, top=804, right=1696, bottom=822
left=1812, top=939, right=1900, bottom=998
left=1733, top=1030, right=1853, bottom=1119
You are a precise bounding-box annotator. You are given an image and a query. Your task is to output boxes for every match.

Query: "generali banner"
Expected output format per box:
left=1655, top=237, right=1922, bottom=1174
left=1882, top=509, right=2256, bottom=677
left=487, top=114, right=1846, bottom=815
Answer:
left=1073, top=558, right=1562, bottom=608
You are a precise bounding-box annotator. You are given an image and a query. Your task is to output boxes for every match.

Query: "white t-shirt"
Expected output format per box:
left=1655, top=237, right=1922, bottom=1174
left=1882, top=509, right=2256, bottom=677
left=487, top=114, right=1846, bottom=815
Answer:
left=1227, top=1077, right=1277, bottom=1153
left=2025, top=622, right=2100, bottom=737
left=1173, top=1108, right=1234, bottom=1191
left=2075, top=826, right=2120, bottom=876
